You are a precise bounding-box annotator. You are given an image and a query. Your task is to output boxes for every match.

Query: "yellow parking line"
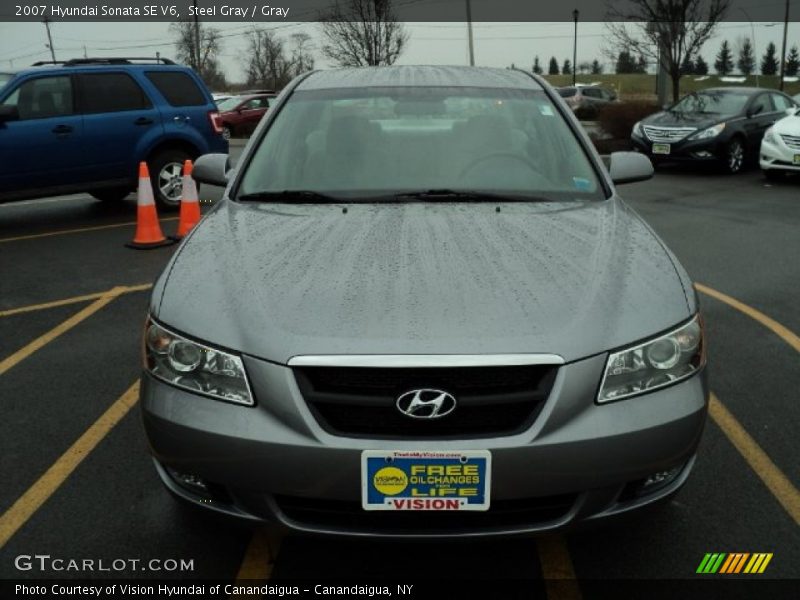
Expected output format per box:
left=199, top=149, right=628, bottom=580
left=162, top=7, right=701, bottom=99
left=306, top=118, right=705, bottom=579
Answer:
left=0, top=380, right=140, bottom=548
left=709, top=393, right=800, bottom=526
left=537, top=535, right=582, bottom=600
left=0, top=286, right=126, bottom=376
left=0, top=284, right=153, bottom=318
left=695, top=283, right=800, bottom=352
left=230, top=528, right=283, bottom=597
left=0, top=217, right=179, bottom=243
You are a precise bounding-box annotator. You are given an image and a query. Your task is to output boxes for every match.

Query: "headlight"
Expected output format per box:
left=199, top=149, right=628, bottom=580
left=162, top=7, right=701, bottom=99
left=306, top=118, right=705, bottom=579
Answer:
left=763, top=127, right=776, bottom=144
left=144, top=319, right=254, bottom=406
left=632, top=121, right=643, bottom=137
left=688, top=123, right=725, bottom=140
left=597, top=315, right=705, bottom=404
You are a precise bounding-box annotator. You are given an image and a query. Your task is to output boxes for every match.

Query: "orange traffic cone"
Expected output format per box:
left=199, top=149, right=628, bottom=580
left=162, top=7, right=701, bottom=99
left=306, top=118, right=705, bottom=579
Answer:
left=126, top=162, right=175, bottom=249
left=174, top=160, right=202, bottom=239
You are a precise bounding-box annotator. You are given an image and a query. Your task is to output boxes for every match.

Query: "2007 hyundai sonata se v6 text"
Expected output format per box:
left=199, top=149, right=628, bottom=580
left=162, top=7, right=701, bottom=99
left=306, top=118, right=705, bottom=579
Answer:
left=140, top=66, right=708, bottom=537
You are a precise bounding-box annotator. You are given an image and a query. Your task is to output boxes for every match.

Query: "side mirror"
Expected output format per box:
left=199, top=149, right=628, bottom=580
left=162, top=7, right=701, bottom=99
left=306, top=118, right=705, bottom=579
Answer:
left=193, top=153, right=231, bottom=187
left=747, top=105, right=763, bottom=118
left=609, top=151, right=654, bottom=185
left=0, top=105, right=20, bottom=123
left=786, top=106, right=799, bottom=116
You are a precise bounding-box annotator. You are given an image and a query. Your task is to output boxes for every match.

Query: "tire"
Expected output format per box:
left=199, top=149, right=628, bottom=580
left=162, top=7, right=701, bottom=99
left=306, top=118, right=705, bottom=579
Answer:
left=722, top=137, right=746, bottom=174
left=90, top=187, right=132, bottom=202
left=763, top=169, right=784, bottom=181
left=148, top=148, right=194, bottom=211
left=222, top=126, right=232, bottom=141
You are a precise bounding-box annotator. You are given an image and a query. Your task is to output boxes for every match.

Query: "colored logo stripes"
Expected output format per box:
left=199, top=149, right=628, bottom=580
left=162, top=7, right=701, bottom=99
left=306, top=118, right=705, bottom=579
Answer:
left=696, top=553, right=773, bottom=574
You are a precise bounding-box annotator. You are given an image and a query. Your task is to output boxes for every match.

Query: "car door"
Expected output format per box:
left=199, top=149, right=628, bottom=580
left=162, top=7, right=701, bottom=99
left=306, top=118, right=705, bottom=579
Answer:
left=744, top=93, right=776, bottom=150
left=76, top=70, right=162, bottom=181
left=239, top=97, right=269, bottom=128
left=0, top=74, right=83, bottom=196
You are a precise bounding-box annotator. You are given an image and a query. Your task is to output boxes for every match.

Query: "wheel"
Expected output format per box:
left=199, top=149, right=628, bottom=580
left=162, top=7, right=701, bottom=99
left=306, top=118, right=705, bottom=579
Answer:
left=90, top=187, right=132, bottom=202
left=222, top=126, right=232, bottom=141
left=763, top=169, right=784, bottom=181
left=722, top=137, right=745, bottom=174
left=148, top=149, right=193, bottom=211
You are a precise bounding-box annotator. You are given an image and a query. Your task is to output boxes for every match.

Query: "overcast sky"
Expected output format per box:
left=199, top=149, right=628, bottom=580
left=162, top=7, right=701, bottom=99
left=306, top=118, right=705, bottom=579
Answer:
left=1, top=20, right=798, bottom=84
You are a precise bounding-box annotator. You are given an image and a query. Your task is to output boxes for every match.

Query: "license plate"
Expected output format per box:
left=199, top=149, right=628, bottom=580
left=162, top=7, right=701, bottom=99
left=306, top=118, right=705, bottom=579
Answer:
left=794, top=154, right=800, bottom=165
left=361, top=450, right=491, bottom=511
left=652, top=143, right=671, bottom=155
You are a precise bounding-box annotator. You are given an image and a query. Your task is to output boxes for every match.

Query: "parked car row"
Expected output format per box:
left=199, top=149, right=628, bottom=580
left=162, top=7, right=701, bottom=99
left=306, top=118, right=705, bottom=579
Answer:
left=557, top=85, right=618, bottom=113
left=630, top=87, right=800, bottom=175
left=0, top=57, right=227, bottom=209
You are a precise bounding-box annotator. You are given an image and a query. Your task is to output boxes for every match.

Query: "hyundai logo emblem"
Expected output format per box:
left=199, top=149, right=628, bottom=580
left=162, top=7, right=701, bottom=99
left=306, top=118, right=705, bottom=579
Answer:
left=396, top=389, right=457, bottom=419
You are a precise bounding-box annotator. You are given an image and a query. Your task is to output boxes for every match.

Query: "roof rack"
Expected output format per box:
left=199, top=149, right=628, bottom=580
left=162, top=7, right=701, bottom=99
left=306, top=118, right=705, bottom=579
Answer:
left=31, top=57, right=176, bottom=67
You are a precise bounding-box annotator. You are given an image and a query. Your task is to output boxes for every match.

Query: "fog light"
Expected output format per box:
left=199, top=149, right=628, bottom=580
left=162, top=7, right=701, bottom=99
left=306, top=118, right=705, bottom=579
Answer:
left=167, top=468, right=208, bottom=492
left=643, top=466, right=682, bottom=489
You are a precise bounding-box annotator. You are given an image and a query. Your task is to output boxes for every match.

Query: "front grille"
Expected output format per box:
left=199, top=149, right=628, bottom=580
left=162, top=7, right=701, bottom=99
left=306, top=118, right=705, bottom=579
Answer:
left=274, top=494, right=575, bottom=534
left=294, top=365, right=557, bottom=439
left=643, top=126, right=696, bottom=143
left=780, top=134, right=800, bottom=150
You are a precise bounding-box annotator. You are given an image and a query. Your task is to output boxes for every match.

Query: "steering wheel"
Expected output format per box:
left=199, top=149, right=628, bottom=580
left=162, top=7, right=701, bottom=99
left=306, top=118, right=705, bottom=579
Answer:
left=458, top=152, right=542, bottom=180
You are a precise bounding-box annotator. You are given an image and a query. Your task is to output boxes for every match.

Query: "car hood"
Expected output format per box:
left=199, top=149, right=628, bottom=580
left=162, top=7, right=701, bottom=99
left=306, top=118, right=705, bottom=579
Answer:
left=771, top=113, right=800, bottom=134
left=644, top=110, right=730, bottom=129
left=155, top=199, right=691, bottom=364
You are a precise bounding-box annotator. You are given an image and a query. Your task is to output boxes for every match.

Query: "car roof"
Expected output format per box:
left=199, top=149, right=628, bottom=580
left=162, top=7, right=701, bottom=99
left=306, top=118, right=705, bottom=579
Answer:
left=297, top=66, right=543, bottom=91
left=698, top=87, right=772, bottom=95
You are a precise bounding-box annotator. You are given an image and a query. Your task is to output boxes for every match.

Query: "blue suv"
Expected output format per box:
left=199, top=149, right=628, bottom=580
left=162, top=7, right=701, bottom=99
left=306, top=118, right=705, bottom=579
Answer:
left=0, top=57, right=228, bottom=209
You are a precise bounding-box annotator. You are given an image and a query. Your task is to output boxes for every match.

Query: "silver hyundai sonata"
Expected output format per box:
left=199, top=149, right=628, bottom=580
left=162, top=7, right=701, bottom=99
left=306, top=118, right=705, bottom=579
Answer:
left=140, top=66, right=708, bottom=537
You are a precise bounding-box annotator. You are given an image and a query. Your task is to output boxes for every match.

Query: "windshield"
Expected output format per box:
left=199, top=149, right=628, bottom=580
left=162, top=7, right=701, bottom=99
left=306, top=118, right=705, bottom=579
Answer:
left=217, top=96, right=244, bottom=111
left=671, top=91, right=750, bottom=115
left=238, top=86, right=601, bottom=201
left=0, top=73, right=12, bottom=89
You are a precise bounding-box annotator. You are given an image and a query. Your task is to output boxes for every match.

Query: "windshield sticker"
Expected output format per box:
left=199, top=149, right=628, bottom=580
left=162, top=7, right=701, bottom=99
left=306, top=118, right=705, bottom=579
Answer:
left=573, top=177, right=592, bottom=191
left=539, top=104, right=554, bottom=116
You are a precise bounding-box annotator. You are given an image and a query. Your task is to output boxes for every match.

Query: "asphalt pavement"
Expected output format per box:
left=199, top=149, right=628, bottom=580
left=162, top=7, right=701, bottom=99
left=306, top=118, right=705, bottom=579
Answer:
left=1, top=156, right=798, bottom=599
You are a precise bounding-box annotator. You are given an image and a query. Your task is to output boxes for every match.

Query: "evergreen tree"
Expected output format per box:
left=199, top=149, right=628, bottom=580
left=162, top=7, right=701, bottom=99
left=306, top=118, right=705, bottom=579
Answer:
left=591, top=59, right=603, bottom=75
left=715, top=40, right=733, bottom=75
left=737, top=38, right=755, bottom=75
left=761, top=42, right=779, bottom=76
left=680, top=54, right=695, bottom=75
left=533, top=55, right=542, bottom=75
left=786, top=45, right=800, bottom=77
left=636, top=54, right=648, bottom=73
left=616, top=50, right=637, bottom=74
left=548, top=56, right=559, bottom=75
left=694, top=55, right=709, bottom=75
left=562, top=58, right=572, bottom=75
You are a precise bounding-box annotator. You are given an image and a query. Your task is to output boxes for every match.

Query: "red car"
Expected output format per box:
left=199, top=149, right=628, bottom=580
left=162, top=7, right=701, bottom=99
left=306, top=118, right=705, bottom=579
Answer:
left=217, top=93, right=275, bottom=139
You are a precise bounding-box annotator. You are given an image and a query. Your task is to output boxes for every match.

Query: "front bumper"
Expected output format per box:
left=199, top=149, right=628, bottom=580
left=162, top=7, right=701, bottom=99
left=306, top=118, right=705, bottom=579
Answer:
left=140, top=353, right=709, bottom=538
left=631, top=133, right=724, bottom=162
left=759, top=138, right=800, bottom=172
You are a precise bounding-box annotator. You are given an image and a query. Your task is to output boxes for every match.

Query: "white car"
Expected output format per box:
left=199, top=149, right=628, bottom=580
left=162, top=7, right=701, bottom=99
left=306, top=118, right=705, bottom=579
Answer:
left=760, top=105, right=800, bottom=179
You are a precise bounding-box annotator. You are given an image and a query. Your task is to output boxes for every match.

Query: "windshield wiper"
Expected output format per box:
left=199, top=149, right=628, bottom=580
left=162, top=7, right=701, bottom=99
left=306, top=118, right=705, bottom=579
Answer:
left=237, top=190, right=343, bottom=203
left=390, top=189, right=550, bottom=202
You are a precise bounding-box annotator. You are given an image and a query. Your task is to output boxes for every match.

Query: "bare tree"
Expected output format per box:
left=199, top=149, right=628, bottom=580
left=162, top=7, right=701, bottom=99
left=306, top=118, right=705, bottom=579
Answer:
left=243, top=28, right=293, bottom=90
left=605, top=0, right=729, bottom=102
left=170, top=21, right=226, bottom=89
left=289, top=32, right=315, bottom=76
left=320, top=0, right=408, bottom=67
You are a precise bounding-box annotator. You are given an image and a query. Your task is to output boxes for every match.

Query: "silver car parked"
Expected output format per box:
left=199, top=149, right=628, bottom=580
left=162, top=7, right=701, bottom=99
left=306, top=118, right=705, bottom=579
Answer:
left=141, top=66, right=708, bottom=537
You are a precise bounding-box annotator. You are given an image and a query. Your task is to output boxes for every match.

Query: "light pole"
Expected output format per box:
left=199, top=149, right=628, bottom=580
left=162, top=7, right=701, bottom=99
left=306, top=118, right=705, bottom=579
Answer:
left=572, top=9, right=579, bottom=86
left=466, top=0, right=475, bottom=66
left=780, top=0, right=790, bottom=91
left=193, top=0, right=201, bottom=70
left=43, top=17, right=56, bottom=62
